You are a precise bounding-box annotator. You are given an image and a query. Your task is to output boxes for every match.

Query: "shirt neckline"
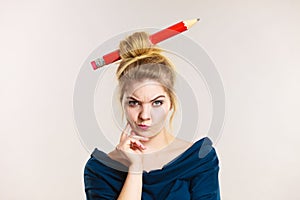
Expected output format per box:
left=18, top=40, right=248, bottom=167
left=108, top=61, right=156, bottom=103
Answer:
left=91, top=137, right=209, bottom=174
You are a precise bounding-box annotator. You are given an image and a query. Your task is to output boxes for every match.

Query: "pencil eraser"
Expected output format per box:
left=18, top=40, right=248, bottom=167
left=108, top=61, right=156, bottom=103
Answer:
left=91, top=61, right=98, bottom=70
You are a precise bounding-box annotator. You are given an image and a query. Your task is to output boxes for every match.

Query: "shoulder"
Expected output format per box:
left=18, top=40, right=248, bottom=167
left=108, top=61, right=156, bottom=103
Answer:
left=193, top=137, right=218, bottom=158
left=84, top=149, right=128, bottom=178
left=84, top=155, right=107, bottom=179
left=172, top=137, right=217, bottom=159
left=84, top=149, right=107, bottom=171
left=164, top=137, right=219, bottom=171
left=192, top=137, right=219, bottom=166
left=175, top=137, right=219, bottom=173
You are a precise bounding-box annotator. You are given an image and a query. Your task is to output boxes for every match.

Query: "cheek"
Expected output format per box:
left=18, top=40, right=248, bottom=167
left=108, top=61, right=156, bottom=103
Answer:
left=124, top=107, right=137, bottom=121
left=151, top=107, right=169, bottom=122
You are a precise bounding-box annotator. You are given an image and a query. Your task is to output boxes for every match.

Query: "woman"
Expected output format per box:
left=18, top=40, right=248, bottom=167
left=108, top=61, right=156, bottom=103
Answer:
left=84, top=32, right=220, bottom=199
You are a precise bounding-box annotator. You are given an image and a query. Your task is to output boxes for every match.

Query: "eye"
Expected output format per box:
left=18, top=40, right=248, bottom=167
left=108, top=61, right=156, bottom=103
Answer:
left=128, top=100, right=140, bottom=107
left=152, top=100, right=163, bottom=107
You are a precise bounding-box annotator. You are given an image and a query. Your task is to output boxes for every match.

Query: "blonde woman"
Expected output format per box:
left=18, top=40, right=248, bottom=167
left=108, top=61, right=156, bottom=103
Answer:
left=84, top=32, right=220, bottom=200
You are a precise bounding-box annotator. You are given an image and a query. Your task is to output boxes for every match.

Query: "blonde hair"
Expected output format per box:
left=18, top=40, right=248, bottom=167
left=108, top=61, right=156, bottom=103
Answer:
left=116, top=32, right=177, bottom=128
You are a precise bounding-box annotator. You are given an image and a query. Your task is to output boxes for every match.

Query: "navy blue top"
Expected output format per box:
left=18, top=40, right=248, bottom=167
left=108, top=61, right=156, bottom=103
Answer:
left=84, top=137, right=220, bottom=199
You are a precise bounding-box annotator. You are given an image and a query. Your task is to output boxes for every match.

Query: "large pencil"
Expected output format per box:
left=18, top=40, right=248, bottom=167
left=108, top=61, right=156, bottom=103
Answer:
left=91, top=18, right=200, bottom=70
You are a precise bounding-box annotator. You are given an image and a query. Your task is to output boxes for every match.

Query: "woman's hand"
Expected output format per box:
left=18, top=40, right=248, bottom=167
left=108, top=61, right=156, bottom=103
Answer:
left=116, top=123, right=149, bottom=173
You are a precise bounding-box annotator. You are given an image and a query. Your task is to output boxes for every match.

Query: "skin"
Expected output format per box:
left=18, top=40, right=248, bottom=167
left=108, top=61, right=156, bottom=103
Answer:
left=108, top=80, right=192, bottom=200
left=122, top=80, right=173, bottom=151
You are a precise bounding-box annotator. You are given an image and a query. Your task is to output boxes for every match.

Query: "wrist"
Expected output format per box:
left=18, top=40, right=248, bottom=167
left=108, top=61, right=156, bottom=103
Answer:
left=128, top=163, right=143, bottom=174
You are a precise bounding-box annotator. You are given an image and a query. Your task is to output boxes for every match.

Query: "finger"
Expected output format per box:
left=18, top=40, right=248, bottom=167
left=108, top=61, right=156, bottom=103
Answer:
left=130, top=143, right=144, bottom=151
left=120, top=123, right=131, bottom=141
left=130, top=140, right=146, bottom=150
left=130, top=143, right=144, bottom=152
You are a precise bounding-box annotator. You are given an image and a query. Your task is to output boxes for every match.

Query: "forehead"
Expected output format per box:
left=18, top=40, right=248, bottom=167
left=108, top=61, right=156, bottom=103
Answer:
left=125, top=80, right=167, bottom=97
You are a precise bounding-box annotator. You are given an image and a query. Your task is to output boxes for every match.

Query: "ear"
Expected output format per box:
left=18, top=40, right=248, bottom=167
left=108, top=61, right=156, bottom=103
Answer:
left=169, top=101, right=173, bottom=111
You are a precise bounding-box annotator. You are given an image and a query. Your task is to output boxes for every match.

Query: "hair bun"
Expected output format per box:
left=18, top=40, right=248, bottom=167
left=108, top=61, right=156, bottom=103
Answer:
left=116, top=31, right=172, bottom=80
left=119, top=32, right=160, bottom=60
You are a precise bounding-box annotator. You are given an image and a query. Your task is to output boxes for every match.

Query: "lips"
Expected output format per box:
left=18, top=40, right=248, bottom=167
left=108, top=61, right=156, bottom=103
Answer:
left=137, top=124, right=150, bottom=130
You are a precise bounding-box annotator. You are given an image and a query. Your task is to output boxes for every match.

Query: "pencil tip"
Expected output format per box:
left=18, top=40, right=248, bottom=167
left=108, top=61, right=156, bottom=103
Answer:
left=197, top=18, right=200, bottom=21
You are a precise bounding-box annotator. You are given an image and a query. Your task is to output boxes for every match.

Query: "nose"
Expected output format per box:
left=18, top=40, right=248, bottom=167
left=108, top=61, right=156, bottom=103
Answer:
left=139, top=104, right=151, bottom=121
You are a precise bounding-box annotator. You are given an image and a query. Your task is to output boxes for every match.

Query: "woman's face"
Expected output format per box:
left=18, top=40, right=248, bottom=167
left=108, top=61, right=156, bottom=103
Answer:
left=122, top=80, right=172, bottom=138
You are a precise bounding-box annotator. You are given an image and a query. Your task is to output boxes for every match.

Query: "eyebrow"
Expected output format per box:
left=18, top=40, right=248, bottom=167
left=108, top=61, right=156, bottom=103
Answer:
left=126, top=95, right=166, bottom=102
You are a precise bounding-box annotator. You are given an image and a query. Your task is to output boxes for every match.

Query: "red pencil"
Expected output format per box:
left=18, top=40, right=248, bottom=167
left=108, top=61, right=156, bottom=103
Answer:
left=91, top=18, right=200, bottom=70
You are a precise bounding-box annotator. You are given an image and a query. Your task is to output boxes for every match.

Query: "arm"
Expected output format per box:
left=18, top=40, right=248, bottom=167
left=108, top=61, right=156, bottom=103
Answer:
left=84, top=158, right=143, bottom=200
left=116, top=123, right=148, bottom=199
left=84, top=158, right=120, bottom=200
left=117, top=170, right=143, bottom=200
left=84, top=124, right=147, bottom=200
left=190, top=147, right=221, bottom=200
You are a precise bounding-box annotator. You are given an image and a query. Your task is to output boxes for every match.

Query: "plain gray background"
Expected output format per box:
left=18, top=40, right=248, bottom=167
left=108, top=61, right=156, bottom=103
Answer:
left=1, top=0, right=299, bottom=199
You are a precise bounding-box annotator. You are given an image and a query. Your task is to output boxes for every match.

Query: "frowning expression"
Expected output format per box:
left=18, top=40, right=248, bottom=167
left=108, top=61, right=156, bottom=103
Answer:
left=122, top=80, right=172, bottom=138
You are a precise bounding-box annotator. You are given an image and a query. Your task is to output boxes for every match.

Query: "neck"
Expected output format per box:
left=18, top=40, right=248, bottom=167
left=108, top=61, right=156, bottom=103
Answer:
left=142, top=128, right=174, bottom=153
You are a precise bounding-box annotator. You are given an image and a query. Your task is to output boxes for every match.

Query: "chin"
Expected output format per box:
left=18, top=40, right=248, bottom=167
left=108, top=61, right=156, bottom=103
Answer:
left=138, top=129, right=162, bottom=138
